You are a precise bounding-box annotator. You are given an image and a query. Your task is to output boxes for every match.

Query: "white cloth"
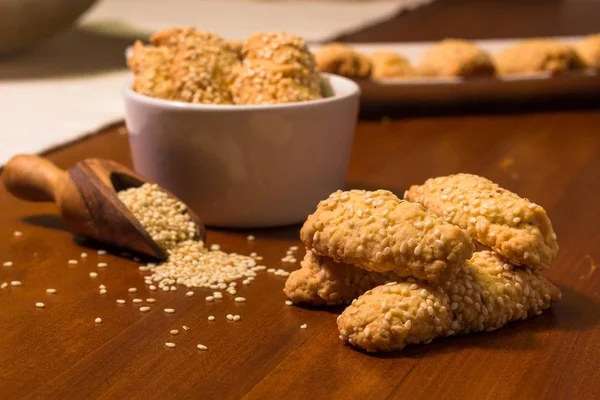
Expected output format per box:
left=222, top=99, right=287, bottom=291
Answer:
left=0, top=0, right=433, bottom=165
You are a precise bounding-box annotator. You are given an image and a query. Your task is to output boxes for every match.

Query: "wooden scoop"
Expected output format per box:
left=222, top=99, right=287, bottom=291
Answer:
left=2, top=154, right=205, bottom=260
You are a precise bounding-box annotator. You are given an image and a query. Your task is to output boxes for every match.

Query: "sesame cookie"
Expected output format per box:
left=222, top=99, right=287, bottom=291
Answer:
left=369, top=51, right=414, bottom=79
left=315, top=43, right=372, bottom=79
left=405, top=174, right=558, bottom=268
left=337, top=251, right=560, bottom=352
left=574, top=34, right=600, bottom=69
left=494, top=39, right=585, bottom=75
left=231, top=32, right=323, bottom=104
left=300, top=190, right=474, bottom=283
left=127, top=41, right=174, bottom=100
left=417, top=39, right=496, bottom=78
left=284, top=251, right=398, bottom=305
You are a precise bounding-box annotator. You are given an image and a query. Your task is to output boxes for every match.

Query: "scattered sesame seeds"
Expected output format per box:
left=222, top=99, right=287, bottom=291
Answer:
left=285, top=300, right=293, bottom=306
left=95, top=317, right=103, bottom=324
left=170, top=329, right=179, bottom=335
left=89, top=272, right=98, bottom=278
left=11, top=281, right=22, bottom=287
left=97, top=250, right=107, bottom=255
left=197, top=344, right=208, bottom=351
left=165, top=342, right=176, bottom=348
left=68, top=260, right=78, bottom=265
left=185, top=291, right=195, bottom=297
left=117, top=299, right=126, bottom=304
left=36, top=302, right=45, bottom=308
left=3, top=261, right=13, bottom=267
left=164, top=308, right=175, bottom=314
left=97, top=262, right=108, bottom=268
left=234, top=297, right=246, bottom=303
left=208, top=315, right=215, bottom=321
left=300, top=324, right=307, bottom=329
left=128, top=288, right=138, bottom=293
left=140, top=306, right=151, bottom=312
left=247, top=235, right=255, bottom=241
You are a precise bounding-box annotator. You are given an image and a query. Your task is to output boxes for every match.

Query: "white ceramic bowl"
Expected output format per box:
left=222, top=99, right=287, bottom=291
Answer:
left=0, top=0, right=97, bottom=54
left=124, top=74, right=360, bottom=228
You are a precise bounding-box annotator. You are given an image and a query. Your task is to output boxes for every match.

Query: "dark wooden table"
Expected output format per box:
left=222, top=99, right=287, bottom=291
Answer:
left=2, top=1, right=600, bottom=399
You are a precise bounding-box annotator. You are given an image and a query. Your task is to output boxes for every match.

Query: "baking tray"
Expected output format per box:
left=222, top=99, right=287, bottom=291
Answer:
left=311, top=36, right=600, bottom=105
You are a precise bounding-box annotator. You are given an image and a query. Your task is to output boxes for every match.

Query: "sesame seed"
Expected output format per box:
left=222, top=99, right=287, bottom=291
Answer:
left=13, top=230, right=23, bottom=236
left=170, top=329, right=179, bottom=335
left=117, top=299, right=126, bottom=304
left=3, top=261, right=13, bottom=267
left=140, top=306, right=151, bottom=312
left=247, top=235, right=255, bottom=241
left=99, top=284, right=106, bottom=289
left=80, top=252, right=88, bottom=258
left=183, top=325, right=190, bottom=331
left=213, top=292, right=223, bottom=299
left=205, top=296, right=214, bottom=302
left=300, top=324, right=307, bottom=329
left=11, top=281, right=22, bottom=287
left=233, top=315, right=241, bottom=321
left=165, top=342, right=176, bottom=348
left=146, top=298, right=156, bottom=303
left=185, top=291, right=194, bottom=297
left=95, top=318, right=102, bottom=324
left=89, top=272, right=98, bottom=278
left=100, top=289, right=107, bottom=295
left=208, top=315, right=215, bottom=321
left=285, top=300, right=293, bottom=306
left=1, top=283, right=8, bottom=289
left=149, top=285, right=157, bottom=291
left=133, top=298, right=143, bottom=304
left=97, top=262, right=108, bottom=268
left=197, top=344, right=208, bottom=351
left=128, top=288, right=138, bottom=293
left=164, top=308, right=175, bottom=314
left=234, top=297, right=246, bottom=303
left=226, top=314, right=233, bottom=321
left=210, top=244, right=220, bottom=251
left=97, top=250, right=107, bottom=255
left=35, top=302, right=45, bottom=308
left=68, top=260, right=78, bottom=265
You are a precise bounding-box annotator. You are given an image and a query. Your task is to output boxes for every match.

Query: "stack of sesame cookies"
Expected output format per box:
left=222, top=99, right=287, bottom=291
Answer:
left=128, top=28, right=325, bottom=105
left=285, top=174, right=561, bottom=352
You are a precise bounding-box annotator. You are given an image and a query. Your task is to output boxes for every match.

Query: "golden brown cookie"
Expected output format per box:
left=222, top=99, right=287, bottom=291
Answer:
left=369, top=51, right=414, bottom=79
left=494, top=39, right=585, bottom=75
left=300, top=190, right=474, bottom=283
left=284, top=251, right=399, bottom=305
left=127, top=41, right=174, bottom=100
left=405, top=173, right=558, bottom=269
left=417, top=39, right=496, bottom=78
left=231, top=32, right=323, bottom=104
left=337, top=251, right=560, bottom=352
left=315, top=43, right=372, bottom=79
left=574, top=34, right=600, bottom=69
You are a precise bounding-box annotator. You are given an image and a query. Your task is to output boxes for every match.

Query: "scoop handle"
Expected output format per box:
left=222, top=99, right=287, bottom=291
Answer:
left=3, top=154, right=66, bottom=202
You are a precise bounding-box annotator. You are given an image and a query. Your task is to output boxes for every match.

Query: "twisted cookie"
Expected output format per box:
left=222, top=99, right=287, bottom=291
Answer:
left=405, top=174, right=558, bottom=268
left=337, top=251, right=560, bottom=352
left=300, top=190, right=474, bottom=283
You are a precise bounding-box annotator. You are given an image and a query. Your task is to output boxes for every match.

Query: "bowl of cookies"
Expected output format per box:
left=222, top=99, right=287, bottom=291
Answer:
left=124, top=28, right=360, bottom=228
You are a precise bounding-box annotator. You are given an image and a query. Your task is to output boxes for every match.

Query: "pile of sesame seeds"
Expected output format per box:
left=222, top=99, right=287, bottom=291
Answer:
left=117, top=183, right=197, bottom=252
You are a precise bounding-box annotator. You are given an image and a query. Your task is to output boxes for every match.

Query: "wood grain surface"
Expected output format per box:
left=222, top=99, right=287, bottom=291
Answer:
left=1, top=1, right=600, bottom=399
